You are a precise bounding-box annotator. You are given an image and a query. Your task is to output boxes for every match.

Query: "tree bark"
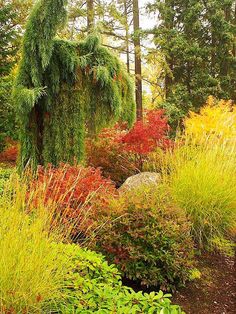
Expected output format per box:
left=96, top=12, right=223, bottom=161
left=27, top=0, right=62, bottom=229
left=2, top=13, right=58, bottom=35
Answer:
left=124, top=0, right=130, bottom=73
left=133, top=0, right=143, bottom=120
left=164, top=0, right=174, bottom=99
left=87, top=0, right=94, bottom=31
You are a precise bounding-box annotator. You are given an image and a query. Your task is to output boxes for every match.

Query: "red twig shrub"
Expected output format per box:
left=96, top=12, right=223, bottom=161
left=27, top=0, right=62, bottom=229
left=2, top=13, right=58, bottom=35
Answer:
left=29, top=164, right=116, bottom=239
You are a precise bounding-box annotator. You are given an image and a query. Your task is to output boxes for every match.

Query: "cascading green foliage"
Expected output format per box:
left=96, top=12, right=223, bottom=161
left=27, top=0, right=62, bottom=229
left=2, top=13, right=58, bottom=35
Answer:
left=13, top=0, right=135, bottom=170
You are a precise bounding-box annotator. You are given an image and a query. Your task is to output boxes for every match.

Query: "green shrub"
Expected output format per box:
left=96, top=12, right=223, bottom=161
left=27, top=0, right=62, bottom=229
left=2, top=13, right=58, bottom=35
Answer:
left=53, top=243, right=184, bottom=313
left=0, top=75, right=18, bottom=151
left=91, top=186, right=195, bottom=290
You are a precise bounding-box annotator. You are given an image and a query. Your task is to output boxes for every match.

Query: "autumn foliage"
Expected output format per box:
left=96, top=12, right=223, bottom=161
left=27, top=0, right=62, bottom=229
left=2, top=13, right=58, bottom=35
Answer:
left=184, top=97, right=236, bottom=144
left=86, top=125, right=137, bottom=186
left=86, top=110, right=172, bottom=184
left=29, top=164, right=116, bottom=238
left=120, top=110, right=171, bottom=155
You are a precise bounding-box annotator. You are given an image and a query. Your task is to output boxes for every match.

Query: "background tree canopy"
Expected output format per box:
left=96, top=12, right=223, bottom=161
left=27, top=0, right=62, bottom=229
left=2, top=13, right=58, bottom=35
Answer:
left=148, top=0, right=236, bottom=128
left=0, top=0, right=235, bottom=153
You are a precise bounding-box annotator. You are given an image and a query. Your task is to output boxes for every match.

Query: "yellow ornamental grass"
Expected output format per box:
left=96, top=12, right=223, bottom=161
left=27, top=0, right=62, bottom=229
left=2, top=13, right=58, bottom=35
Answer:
left=184, top=96, right=236, bottom=144
left=0, top=174, right=71, bottom=313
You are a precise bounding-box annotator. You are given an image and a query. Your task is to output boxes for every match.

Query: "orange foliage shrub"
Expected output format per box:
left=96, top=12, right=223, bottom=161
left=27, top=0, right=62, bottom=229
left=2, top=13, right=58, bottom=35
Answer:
left=29, top=164, right=116, bottom=240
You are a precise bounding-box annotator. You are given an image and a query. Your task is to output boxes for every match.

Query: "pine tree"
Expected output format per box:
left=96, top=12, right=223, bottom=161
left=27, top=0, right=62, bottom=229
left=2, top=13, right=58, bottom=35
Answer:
left=13, top=0, right=135, bottom=170
left=149, top=0, right=236, bottom=127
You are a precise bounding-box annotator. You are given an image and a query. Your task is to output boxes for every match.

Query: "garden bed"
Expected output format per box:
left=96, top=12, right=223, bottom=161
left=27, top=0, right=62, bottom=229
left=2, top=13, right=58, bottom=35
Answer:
left=172, top=252, right=236, bottom=314
left=123, top=252, right=235, bottom=313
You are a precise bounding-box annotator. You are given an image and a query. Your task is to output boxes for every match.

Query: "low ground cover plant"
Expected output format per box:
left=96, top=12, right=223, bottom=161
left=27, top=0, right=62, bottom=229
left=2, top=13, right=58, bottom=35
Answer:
left=54, top=243, right=184, bottom=313
left=91, top=185, right=195, bottom=290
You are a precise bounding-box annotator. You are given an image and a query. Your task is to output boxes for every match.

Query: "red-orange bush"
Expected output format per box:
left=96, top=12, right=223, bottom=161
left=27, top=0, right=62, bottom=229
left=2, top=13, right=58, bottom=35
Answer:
left=86, top=110, right=172, bottom=181
left=86, top=125, right=138, bottom=187
left=29, top=164, right=116, bottom=239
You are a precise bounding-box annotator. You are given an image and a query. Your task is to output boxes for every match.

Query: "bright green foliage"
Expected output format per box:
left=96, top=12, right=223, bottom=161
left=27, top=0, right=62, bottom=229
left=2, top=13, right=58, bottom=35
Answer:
left=13, top=0, right=135, bottom=170
left=92, top=186, right=195, bottom=290
left=0, top=2, right=20, bottom=149
left=149, top=0, right=236, bottom=127
left=163, top=140, right=236, bottom=249
left=53, top=243, right=184, bottom=313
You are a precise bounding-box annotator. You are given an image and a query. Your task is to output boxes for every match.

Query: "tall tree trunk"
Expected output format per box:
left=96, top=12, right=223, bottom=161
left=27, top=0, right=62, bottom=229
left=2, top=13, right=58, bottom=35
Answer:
left=133, top=0, right=143, bottom=120
left=220, top=3, right=231, bottom=77
left=164, top=0, right=174, bottom=100
left=233, top=1, right=236, bottom=58
left=124, top=0, right=130, bottom=73
left=87, top=0, right=94, bottom=31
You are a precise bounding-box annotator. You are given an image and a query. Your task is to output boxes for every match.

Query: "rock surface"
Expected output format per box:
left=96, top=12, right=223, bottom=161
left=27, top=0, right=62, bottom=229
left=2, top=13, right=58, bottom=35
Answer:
left=119, top=172, right=161, bottom=193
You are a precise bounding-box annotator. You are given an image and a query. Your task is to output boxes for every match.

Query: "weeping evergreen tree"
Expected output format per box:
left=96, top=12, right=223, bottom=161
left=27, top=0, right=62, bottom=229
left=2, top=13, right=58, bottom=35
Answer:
left=13, top=0, right=135, bottom=170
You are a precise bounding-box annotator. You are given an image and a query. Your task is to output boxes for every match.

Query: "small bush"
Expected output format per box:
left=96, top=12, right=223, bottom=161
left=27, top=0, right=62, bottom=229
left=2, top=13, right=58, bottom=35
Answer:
left=86, top=110, right=172, bottom=185
left=54, top=243, right=184, bottom=313
left=91, top=186, right=195, bottom=290
left=0, top=139, right=19, bottom=164
left=119, top=110, right=172, bottom=170
left=120, top=110, right=171, bottom=155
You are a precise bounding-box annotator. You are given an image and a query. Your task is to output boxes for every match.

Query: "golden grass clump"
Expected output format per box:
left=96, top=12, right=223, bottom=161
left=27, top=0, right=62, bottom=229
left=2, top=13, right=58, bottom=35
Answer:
left=0, top=173, right=69, bottom=313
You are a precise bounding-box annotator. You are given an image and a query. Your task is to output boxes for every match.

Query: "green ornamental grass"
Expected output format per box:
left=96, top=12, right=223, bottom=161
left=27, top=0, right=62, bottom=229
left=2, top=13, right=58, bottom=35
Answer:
left=165, top=139, right=236, bottom=248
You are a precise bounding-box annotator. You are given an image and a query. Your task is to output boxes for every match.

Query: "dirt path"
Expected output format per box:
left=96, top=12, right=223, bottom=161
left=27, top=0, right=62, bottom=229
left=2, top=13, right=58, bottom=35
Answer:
left=172, top=253, right=236, bottom=314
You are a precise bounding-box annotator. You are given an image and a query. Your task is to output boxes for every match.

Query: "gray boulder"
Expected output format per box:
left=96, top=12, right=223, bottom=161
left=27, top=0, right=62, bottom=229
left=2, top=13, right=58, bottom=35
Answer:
left=119, top=172, right=161, bottom=193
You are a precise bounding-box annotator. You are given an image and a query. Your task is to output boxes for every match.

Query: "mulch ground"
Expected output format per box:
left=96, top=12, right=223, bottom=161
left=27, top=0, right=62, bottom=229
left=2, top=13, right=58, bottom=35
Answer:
left=172, top=252, right=236, bottom=314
